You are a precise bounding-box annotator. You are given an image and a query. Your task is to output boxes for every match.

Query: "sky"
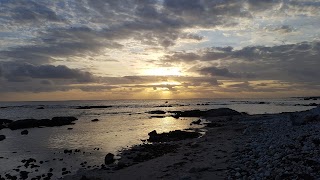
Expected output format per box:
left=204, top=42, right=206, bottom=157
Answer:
left=0, top=0, right=320, bottom=101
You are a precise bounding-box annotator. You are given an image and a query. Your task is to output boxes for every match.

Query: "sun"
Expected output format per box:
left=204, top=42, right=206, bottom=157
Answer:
left=143, top=67, right=182, bottom=76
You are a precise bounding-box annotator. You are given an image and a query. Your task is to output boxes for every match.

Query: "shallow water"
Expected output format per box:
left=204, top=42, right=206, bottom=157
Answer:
left=0, top=98, right=318, bottom=178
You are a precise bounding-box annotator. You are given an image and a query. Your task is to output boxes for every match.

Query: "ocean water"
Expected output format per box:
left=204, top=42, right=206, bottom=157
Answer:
left=0, top=98, right=318, bottom=178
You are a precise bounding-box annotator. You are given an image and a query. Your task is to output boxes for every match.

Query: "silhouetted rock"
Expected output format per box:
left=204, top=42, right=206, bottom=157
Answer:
left=0, top=135, right=5, bottom=141
left=190, top=119, right=201, bottom=125
left=64, top=149, right=72, bottom=154
left=105, top=153, right=115, bottom=165
left=20, top=171, right=29, bottom=179
left=147, top=130, right=201, bottom=142
left=171, top=108, right=241, bottom=118
left=21, top=130, right=28, bottom=135
left=91, top=119, right=99, bottom=122
left=76, top=106, right=112, bottom=109
left=37, top=107, right=44, bottom=109
left=8, top=117, right=78, bottom=130
left=147, top=110, right=166, bottom=114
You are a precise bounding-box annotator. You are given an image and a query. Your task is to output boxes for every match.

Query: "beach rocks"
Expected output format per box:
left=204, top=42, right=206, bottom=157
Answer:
left=8, top=116, right=78, bottom=130
left=104, top=153, right=115, bottom=165
left=227, top=107, right=320, bottom=179
left=147, top=130, right=201, bottom=142
left=0, top=135, right=5, bottom=141
left=21, top=130, right=29, bottom=135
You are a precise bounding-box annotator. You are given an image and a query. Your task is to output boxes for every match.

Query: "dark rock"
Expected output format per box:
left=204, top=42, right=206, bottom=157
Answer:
left=190, top=119, right=201, bottom=125
left=37, top=107, right=44, bottom=109
left=64, top=149, right=72, bottom=154
left=91, top=119, right=99, bottom=122
left=62, top=171, right=70, bottom=175
left=62, top=167, right=66, bottom=171
left=0, top=135, right=5, bottom=141
left=67, top=128, right=73, bottom=130
left=8, top=117, right=78, bottom=130
left=147, top=130, right=201, bottom=142
left=147, top=110, right=166, bottom=114
left=76, top=106, right=112, bottom=109
left=170, top=108, right=241, bottom=118
left=20, top=171, right=29, bottom=179
left=21, top=130, right=29, bottom=135
left=104, top=153, right=115, bottom=165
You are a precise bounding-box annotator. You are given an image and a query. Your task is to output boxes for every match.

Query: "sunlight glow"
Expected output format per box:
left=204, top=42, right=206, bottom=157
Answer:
left=143, top=67, right=182, bottom=76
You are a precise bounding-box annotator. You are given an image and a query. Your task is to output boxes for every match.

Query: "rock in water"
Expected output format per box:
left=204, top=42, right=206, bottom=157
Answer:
left=0, top=135, right=5, bottom=141
left=105, top=153, right=115, bottom=165
left=148, top=130, right=201, bottom=142
left=91, top=119, right=99, bottom=122
left=21, top=130, right=29, bottom=135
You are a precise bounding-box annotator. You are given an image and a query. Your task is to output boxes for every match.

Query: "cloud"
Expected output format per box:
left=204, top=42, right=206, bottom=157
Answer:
left=1, top=62, right=95, bottom=83
left=199, top=66, right=255, bottom=79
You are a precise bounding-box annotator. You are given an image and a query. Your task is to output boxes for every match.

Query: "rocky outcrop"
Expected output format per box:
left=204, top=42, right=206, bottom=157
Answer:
left=171, top=108, right=241, bottom=118
left=8, top=117, right=78, bottom=130
left=147, top=130, right=201, bottom=142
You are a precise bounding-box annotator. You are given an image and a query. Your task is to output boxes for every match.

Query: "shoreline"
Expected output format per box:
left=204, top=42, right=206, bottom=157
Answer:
left=64, top=106, right=320, bottom=180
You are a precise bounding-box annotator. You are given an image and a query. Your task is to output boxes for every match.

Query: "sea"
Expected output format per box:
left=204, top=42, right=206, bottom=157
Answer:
left=0, top=98, right=319, bottom=179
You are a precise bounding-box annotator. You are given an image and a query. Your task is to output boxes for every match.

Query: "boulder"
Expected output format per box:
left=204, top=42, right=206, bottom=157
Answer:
left=147, top=130, right=201, bottom=142
left=91, top=119, right=99, bottom=122
left=21, top=130, right=28, bottom=135
left=105, top=153, right=115, bottom=165
left=0, top=135, right=5, bottom=141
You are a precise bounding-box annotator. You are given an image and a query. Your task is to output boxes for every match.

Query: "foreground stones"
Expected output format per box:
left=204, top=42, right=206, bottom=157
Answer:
left=227, top=106, right=320, bottom=179
left=148, top=130, right=201, bottom=142
left=7, top=117, right=78, bottom=130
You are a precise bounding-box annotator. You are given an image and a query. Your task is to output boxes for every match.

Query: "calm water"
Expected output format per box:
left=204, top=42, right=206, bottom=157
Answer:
left=0, top=98, right=318, bottom=178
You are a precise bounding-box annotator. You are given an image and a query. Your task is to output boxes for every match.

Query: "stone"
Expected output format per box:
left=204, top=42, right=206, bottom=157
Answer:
left=21, top=130, right=28, bottom=135
left=0, top=135, right=5, bottom=141
left=147, top=130, right=201, bottom=142
left=105, top=153, right=115, bottom=165
left=91, top=119, right=99, bottom=122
